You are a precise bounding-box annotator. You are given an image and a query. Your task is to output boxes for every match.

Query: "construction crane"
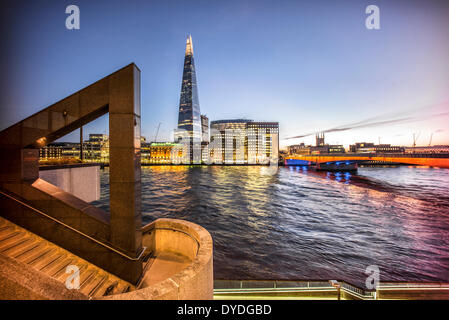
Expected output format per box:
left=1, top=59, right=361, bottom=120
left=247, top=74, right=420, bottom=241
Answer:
left=153, top=122, right=161, bottom=143
left=412, top=132, right=421, bottom=148
left=429, top=133, right=433, bottom=147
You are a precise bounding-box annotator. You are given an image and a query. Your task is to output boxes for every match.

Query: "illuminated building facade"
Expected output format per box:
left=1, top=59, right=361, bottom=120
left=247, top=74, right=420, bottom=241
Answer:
left=287, top=143, right=345, bottom=155
left=40, top=139, right=182, bottom=165
left=210, top=119, right=247, bottom=164
left=209, top=119, right=279, bottom=164
left=39, top=134, right=186, bottom=165
left=175, top=35, right=202, bottom=163
left=141, top=142, right=182, bottom=164
left=327, top=145, right=346, bottom=154
left=247, top=122, right=279, bottom=164
left=200, top=115, right=210, bottom=163
left=60, top=142, right=81, bottom=158
left=83, top=134, right=109, bottom=163
left=286, top=133, right=345, bottom=155
left=287, top=143, right=311, bottom=155
left=404, top=145, right=449, bottom=154
left=201, top=115, right=209, bottom=143
left=39, top=142, right=80, bottom=162
left=39, top=144, right=63, bottom=160
left=349, top=143, right=405, bottom=154
left=39, top=134, right=109, bottom=163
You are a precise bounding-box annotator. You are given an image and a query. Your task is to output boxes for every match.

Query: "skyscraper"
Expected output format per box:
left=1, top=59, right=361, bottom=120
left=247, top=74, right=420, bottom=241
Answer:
left=175, top=35, right=202, bottom=163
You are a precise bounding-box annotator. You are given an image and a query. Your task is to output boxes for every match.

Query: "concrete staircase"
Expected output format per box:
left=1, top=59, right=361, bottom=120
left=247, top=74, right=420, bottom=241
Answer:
left=0, top=216, right=135, bottom=298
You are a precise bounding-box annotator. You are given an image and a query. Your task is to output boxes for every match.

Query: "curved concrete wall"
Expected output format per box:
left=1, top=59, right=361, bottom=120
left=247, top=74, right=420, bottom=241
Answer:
left=101, top=218, right=213, bottom=300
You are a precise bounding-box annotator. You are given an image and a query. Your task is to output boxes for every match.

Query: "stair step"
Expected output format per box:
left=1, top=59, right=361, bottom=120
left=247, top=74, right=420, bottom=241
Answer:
left=56, top=263, right=88, bottom=283
left=0, top=234, right=28, bottom=251
left=15, top=244, right=44, bottom=263
left=26, top=247, right=56, bottom=266
left=51, top=258, right=76, bottom=278
left=39, top=253, right=66, bottom=273
left=96, top=279, right=119, bottom=297
left=0, top=226, right=14, bottom=235
left=6, top=239, right=39, bottom=257
left=0, top=217, right=135, bottom=298
left=0, top=231, right=21, bottom=244
left=15, top=244, right=47, bottom=263
left=29, top=249, right=60, bottom=269
left=79, top=269, right=99, bottom=291
left=82, top=274, right=108, bottom=297
left=42, top=255, right=71, bottom=277
left=0, top=237, right=32, bottom=253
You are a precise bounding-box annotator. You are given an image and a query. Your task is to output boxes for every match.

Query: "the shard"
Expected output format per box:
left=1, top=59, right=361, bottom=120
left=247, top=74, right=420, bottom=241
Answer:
left=175, top=35, right=202, bottom=163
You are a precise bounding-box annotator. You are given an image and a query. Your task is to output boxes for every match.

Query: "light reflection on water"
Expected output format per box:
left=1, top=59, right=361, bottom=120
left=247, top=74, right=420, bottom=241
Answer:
left=94, top=165, right=449, bottom=286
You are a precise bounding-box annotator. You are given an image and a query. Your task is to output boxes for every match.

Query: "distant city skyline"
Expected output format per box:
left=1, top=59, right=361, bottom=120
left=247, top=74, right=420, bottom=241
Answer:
left=1, top=0, right=448, bottom=148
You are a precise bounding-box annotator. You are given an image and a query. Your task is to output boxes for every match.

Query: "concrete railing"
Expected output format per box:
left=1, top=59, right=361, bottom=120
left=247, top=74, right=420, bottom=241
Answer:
left=39, top=164, right=101, bottom=203
left=101, top=218, right=213, bottom=300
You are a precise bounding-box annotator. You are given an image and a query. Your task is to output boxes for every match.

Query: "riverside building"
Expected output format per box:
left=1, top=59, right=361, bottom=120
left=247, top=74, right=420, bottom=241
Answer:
left=209, top=119, right=279, bottom=164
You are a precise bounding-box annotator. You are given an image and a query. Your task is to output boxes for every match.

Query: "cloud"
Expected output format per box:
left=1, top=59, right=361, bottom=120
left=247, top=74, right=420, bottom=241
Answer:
left=284, top=101, right=449, bottom=140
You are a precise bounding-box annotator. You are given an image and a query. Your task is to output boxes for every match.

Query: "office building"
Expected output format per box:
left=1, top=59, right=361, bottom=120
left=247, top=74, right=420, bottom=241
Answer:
left=247, top=122, right=279, bottom=164
left=201, top=115, right=209, bottom=143
left=209, top=119, right=279, bottom=164
left=141, top=142, right=182, bottom=164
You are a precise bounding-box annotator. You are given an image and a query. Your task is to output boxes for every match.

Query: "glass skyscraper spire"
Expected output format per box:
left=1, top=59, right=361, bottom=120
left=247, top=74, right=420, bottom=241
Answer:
left=176, top=35, right=202, bottom=163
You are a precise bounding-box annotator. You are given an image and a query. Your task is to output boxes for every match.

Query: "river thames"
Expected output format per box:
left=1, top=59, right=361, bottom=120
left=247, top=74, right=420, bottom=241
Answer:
left=94, top=165, right=449, bottom=287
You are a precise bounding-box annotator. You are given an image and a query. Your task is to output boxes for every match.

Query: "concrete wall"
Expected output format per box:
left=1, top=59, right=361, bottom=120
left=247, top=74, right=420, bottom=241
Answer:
left=39, top=165, right=100, bottom=203
left=101, top=218, right=214, bottom=300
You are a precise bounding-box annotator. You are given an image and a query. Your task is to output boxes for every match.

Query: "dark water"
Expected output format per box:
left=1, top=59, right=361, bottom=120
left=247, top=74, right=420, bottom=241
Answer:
left=94, top=165, right=449, bottom=287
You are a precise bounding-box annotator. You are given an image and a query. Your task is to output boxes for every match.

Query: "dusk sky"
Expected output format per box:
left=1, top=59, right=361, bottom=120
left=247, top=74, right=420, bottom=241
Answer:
left=1, top=0, right=448, bottom=147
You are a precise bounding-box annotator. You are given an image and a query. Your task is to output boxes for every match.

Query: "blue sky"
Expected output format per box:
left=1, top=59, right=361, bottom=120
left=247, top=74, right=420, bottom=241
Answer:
left=1, top=0, right=448, bottom=147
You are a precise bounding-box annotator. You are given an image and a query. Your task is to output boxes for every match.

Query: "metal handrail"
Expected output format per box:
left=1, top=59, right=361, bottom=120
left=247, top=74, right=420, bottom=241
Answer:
left=0, top=190, right=146, bottom=261
left=214, top=280, right=375, bottom=297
